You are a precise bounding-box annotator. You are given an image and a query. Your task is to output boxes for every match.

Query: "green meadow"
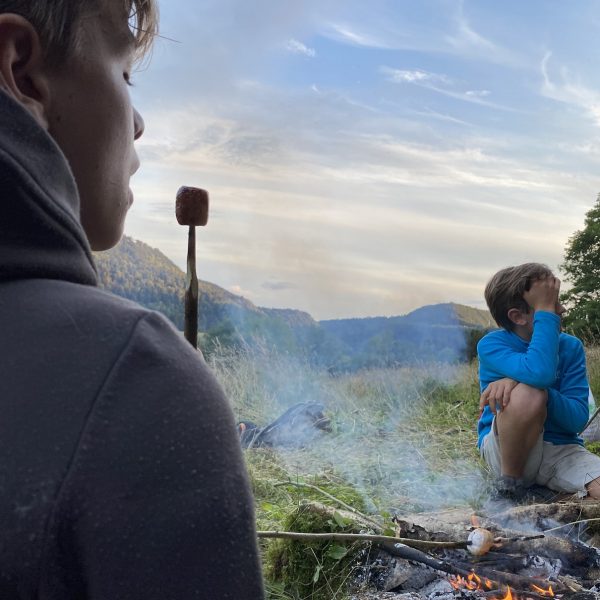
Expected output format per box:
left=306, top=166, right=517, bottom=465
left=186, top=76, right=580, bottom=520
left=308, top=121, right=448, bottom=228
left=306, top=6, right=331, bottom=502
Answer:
left=207, top=346, right=600, bottom=599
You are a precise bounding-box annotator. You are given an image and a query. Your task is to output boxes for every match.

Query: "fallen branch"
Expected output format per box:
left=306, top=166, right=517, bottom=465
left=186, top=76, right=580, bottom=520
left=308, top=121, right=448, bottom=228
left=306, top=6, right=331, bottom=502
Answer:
left=274, top=481, right=383, bottom=532
left=257, top=530, right=469, bottom=550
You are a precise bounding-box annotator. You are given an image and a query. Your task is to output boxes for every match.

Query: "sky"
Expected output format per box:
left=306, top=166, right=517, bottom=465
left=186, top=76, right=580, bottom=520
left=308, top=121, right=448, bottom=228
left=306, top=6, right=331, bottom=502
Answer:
left=125, top=0, right=600, bottom=320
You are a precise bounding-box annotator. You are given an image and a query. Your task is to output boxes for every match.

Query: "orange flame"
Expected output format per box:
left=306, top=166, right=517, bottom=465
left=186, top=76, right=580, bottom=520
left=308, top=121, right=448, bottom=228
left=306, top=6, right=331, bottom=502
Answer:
left=501, top=586, right=513, bottom=600
left=531, top=584, right=554, bottom=597
left=449, top=571, right=555, bottom=600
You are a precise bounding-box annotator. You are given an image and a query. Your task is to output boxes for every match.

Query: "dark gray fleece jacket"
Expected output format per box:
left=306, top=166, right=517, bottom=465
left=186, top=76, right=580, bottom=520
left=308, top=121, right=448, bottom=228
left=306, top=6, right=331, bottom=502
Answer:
left=0, top=92, right=264, bottom=599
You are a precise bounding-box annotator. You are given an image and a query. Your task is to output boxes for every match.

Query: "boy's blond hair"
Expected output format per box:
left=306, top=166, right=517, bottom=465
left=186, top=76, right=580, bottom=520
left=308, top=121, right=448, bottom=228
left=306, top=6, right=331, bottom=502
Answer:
left=0, top=0, right=158, bottom=64
left=485, top=263, right=553, bottom=331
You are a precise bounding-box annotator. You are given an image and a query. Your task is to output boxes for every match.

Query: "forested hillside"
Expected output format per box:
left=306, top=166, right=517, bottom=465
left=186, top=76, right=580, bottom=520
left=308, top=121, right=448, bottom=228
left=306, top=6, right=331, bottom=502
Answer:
left=94, top=236, right=320, bottom=353
left=94, top=237, right=493, bottom=370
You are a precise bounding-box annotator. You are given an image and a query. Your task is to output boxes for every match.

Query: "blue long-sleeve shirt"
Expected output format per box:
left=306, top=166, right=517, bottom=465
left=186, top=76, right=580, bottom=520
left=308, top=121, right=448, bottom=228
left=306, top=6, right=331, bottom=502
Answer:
left=477, top=311, right=589, bottom=448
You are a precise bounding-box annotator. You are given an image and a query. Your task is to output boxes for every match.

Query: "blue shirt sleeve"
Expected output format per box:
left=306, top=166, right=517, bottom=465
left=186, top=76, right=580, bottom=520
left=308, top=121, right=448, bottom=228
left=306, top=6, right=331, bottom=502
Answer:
left=546, top=338, right=589, bottom=435
left=478, top=311, right=561, bottom=389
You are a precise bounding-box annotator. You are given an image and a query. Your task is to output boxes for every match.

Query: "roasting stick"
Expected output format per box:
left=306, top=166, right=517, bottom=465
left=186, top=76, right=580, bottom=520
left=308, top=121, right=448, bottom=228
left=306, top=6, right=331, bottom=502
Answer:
left=256, top=531, right=469, bottom=550
left=175, top=187, right=209, bottom=349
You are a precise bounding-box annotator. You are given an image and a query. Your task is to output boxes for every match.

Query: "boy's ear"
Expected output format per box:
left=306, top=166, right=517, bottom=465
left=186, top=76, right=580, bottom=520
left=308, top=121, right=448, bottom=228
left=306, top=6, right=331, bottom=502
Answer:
left=0, top=14, right=50, bottom=129
left=507, top=307, right=528, bottom=327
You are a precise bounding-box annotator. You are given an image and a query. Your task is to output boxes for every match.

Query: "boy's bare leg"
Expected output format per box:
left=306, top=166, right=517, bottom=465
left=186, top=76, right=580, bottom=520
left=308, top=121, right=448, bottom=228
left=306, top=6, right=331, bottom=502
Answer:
left=496, top=384, right=547, bottom=478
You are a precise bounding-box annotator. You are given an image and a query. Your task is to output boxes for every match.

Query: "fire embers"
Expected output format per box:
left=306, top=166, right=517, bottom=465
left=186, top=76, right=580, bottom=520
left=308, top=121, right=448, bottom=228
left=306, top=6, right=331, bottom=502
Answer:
left=450, top=570, right=554, bottom=600
left=237, top=402, right=332, bottom=449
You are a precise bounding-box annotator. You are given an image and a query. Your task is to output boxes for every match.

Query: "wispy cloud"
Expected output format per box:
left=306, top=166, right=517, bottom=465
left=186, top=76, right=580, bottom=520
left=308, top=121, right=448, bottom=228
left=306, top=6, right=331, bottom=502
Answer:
left=465, top=90, right=490, bottom=98
left=325, top=23, right=389, bottom=49
left=541, top=51, right=600, bottom=126
left=446, top=2, right=498, bottom=54
left=127, top=0, right=600, bottom=319
left=381, top=68, right=448, bottom=85
left=285, top=38, right=316, bottom=58
left=380, top=66, right=513, bottom=112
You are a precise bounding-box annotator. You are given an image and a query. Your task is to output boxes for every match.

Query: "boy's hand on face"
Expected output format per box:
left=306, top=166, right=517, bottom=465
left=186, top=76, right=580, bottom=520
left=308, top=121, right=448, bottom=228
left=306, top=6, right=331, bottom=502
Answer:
left=523, top=276, right=561, bottom=314
left=480, top=378, right=519, bottom=415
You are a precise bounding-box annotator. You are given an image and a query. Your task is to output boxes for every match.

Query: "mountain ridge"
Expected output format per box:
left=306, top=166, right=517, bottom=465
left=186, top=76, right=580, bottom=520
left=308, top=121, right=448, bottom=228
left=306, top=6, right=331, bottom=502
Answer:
left=94, top=236, right=493, bottom=369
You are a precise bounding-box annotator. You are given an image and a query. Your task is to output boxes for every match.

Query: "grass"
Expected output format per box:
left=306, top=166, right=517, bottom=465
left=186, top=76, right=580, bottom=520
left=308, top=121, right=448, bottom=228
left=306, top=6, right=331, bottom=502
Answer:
left=208, top=344, right=600, bottom=599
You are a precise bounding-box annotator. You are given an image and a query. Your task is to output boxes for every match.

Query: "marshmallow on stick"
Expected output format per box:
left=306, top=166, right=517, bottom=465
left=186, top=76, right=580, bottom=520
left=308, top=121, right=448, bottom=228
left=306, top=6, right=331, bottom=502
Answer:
left=176, top=186, right=209, bottom=349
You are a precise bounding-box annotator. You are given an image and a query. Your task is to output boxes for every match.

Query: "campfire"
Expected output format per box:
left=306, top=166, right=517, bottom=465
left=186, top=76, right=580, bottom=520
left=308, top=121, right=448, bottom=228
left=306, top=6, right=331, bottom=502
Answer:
left=348, top=502, right=600, bottom=600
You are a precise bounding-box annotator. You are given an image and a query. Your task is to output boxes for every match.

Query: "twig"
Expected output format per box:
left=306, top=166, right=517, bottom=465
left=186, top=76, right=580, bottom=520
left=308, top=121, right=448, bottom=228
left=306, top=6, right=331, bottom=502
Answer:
left=543, top=517, right=600, bottom=533
left=274, top=480, right=383, bottom=531
left=257, top=530, right=470, bottom=550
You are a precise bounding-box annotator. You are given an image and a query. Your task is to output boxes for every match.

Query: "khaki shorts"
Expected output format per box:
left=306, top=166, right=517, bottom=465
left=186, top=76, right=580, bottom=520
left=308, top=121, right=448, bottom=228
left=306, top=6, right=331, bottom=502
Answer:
left=481, top=417, right=600, bottom=493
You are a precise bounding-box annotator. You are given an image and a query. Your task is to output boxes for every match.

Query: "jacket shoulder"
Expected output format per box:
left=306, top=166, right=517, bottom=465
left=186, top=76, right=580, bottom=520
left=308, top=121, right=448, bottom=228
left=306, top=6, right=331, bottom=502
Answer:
left=477, top=328, right=508, bottom=352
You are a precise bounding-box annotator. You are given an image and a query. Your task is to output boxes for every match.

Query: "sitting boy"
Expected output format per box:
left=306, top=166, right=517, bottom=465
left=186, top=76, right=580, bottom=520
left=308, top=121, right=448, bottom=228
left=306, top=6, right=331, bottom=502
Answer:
left=478, top=263, right=600, bottom=500
left=0, top=1, right=263, bottom=597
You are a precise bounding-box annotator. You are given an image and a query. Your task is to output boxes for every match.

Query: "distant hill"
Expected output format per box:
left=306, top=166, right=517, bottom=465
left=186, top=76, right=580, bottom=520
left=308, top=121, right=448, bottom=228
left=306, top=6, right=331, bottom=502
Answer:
left=94, top=237, right=493, bottom=370
left=403, top=303, right=495, bottom=329
left=94, top=236, right=319, bottom=353
left=320, top=303, right=494, bottom=370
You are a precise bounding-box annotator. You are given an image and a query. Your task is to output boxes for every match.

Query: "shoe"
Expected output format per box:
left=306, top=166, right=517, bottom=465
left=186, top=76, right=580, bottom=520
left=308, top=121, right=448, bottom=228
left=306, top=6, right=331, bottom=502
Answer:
left=488, top=476, right=531, bottom=506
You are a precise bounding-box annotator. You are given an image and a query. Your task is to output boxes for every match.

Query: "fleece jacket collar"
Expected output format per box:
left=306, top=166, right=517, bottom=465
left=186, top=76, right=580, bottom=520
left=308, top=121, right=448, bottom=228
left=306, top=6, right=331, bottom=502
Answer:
left=0, top=91, right=97, bottom=286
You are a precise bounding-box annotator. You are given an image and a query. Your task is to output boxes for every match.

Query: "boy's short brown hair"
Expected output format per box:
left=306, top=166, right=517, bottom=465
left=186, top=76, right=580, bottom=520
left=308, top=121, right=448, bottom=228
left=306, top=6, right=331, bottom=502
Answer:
left=485, top=263, right=554, bottom=330
left=0, top=0, right=158, bottom=64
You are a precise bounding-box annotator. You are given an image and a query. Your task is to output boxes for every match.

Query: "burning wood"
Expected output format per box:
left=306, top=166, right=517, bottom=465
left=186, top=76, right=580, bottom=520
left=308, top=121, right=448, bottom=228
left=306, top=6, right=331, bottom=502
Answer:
left=352, top=502, right=600, bottom=598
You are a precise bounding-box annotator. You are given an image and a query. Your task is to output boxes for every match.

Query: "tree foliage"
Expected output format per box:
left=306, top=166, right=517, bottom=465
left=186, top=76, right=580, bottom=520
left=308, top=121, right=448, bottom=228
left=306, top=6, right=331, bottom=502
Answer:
left=561, top=194, right=600, bottom=342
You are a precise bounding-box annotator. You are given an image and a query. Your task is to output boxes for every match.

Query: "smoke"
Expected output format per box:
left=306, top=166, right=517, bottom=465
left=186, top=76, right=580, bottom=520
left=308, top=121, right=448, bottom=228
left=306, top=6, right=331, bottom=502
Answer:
left=210, top=331, right=487, bottom=513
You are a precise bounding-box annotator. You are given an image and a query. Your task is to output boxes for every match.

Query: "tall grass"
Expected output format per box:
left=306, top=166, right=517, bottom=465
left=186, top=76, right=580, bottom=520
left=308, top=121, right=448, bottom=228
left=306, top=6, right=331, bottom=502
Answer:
left=207, top=344, right=600, bottom=599
left=209, top=345, right=487, bottom=512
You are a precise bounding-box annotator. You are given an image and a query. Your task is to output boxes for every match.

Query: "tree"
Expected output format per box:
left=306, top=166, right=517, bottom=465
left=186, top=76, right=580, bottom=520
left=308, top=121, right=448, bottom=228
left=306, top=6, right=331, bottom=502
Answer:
left=561, top=194, right=600, bottom=342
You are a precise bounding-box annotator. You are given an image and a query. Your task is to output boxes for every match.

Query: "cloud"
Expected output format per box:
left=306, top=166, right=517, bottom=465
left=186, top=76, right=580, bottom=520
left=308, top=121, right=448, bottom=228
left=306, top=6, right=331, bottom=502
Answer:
left=465, top=90, right=491, bottom=98
left=381, top=68, right=447, bottom=85
left=262, top=280, right=298, bottom=291
left=380, top=66, right=513, bottom=111
left=540, top=51, right=600, bottom=127
left=319, top=1, right=524, bottom=68
left=446, top=3, right=498, bottom=54
left=325, top=23, right=389, bottom=48
left=285, top=38, right=317, bottom=58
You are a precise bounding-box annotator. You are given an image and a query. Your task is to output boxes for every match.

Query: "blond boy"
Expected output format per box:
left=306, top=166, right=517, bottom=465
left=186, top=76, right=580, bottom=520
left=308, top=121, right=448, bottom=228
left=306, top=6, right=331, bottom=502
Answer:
left=0, top=1, right=263, bottom=597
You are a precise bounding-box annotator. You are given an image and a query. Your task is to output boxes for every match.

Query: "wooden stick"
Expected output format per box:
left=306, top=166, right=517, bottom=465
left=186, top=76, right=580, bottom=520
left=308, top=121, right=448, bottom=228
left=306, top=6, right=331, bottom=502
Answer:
left=257, top=530, right=469, bottom=550
left=496, top=533, right=546, bottom=543
left=184, top=225, right=198, bottom=349
left=384, top=542, right=472, bottom=578
left=274, top=481, right=383, bottom=532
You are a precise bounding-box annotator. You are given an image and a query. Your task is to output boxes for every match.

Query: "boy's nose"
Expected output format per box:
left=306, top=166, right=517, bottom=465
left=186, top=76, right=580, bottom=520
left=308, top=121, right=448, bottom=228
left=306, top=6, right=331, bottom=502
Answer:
left=133, top=108, right=145, bottom=140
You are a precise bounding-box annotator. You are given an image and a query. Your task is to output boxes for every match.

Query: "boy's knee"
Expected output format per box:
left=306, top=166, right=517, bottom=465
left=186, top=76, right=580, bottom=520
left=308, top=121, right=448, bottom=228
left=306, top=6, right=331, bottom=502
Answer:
left=507, top=384, right=547, bottom=420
